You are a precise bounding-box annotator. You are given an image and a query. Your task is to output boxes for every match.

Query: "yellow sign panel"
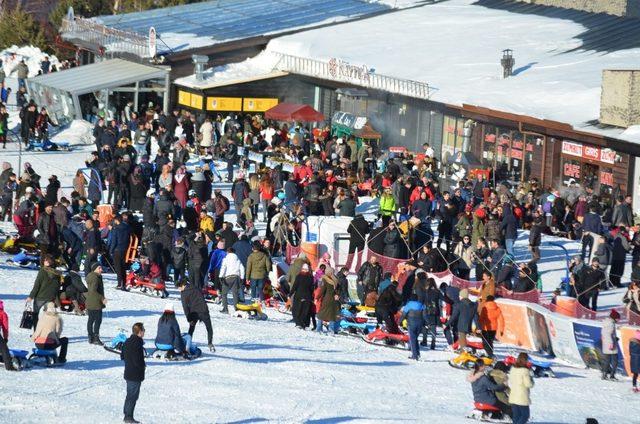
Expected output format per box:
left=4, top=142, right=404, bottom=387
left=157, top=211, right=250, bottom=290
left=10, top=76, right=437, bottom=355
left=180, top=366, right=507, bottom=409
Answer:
left=177, top=90, right=191, bottom=107
left=206, top=97, right=242, bottom=111
left=243, top=98, right=279, bottom=112
left=190, top=93, right=203, bottom=110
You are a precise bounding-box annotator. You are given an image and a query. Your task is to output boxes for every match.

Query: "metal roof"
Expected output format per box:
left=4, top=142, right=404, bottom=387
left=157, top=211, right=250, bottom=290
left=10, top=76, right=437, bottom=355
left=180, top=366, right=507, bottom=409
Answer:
left=94, top=0, right=391, bottom=53
left=27, top=59, right=169, bottom=95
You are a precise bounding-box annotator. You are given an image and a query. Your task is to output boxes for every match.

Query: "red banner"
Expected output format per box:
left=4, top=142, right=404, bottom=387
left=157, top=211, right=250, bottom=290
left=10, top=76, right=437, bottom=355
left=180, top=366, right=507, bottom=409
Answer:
left=600, top=171, right=613, bottom=186
left=510, top=149, right=523, bottom=160
left=600, top=149, right=616, bottom=164
left=583, top=145, right=599, bottom=161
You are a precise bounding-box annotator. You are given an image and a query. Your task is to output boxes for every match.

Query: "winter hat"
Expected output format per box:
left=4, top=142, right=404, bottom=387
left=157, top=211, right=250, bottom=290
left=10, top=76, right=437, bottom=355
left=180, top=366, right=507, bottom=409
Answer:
left=90, top=262, right=101, bottom=272
left=217, top=241, right=225, bottom=249
left=146, top=189, right=155, bottom=197
left=164, top=303, right=174, bottom=313
left=609, top=309, right=620, bottom=320
left=459, top=289, right=469, bottom=299
left=25, top=187, right=33, bottom=193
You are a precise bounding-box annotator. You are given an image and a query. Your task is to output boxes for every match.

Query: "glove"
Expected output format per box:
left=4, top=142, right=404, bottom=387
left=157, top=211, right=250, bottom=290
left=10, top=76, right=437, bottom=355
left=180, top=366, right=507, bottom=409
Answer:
left=208, top=344, right=216, bottom=352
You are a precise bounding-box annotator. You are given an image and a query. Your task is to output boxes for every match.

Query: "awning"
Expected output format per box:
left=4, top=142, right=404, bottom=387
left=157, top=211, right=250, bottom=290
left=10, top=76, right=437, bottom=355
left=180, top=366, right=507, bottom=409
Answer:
left=27, top=59, right=169, bottom=96
left=265, top=103, right=325, bottom=122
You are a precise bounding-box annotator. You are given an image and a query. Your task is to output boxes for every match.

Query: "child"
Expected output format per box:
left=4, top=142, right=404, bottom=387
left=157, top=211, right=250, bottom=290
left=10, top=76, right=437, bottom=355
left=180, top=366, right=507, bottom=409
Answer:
left=630, top=330, right=640, bottom=392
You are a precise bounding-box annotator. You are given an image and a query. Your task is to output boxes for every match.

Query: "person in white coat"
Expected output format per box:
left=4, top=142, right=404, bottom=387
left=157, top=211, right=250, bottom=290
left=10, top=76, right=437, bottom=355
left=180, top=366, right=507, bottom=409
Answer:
left=199, top=118, right=214, bottom=155
left=219, top=247, right=245, bottom=313
left=508, top=352, right=534, bottom=424
left=601, top=309, right=620, bottom=380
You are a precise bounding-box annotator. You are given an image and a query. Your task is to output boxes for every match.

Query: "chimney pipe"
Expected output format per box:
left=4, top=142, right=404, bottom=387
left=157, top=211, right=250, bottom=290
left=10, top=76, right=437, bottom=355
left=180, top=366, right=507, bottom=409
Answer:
left=192, top=55, right=208, bottom=82
left=501, top=49, right=515, bottom=78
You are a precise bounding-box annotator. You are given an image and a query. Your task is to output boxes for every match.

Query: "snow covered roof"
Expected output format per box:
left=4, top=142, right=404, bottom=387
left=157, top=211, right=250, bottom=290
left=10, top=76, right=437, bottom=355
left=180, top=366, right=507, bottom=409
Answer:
left=213, top=0, right=640, bottom=140
left=92, top=0, right=418, bottom=54
left=27, top=59, right=169, bottom=95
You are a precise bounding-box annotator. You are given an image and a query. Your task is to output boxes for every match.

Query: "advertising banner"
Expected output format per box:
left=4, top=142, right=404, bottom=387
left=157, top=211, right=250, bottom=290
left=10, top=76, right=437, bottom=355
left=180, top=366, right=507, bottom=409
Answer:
left=206, top=97, right=242, bottom=112
left=527, top=305, right=553, bottom=355
left=618, top=326, right=640, bottom=376
left=243, top=98, right=279, bottom=112
left=545, top=312, right=582, bottom=365
left=573, top=321, right=626, bottom=375
left=496, top=300, right=534, bottom=350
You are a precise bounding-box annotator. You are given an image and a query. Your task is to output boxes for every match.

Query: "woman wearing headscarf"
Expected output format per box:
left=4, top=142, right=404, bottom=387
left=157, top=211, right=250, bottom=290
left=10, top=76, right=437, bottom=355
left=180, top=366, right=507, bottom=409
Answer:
left=173, top=166, right=190, bottom=209
left=290, top=263, right=314, bottom=330
left=316, top=267, right=340, bottom=334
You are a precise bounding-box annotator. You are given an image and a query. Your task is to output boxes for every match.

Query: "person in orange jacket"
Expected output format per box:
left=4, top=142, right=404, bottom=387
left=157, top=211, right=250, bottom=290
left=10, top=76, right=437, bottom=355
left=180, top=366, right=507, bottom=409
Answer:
left=478, top=295, right=504, bottom=358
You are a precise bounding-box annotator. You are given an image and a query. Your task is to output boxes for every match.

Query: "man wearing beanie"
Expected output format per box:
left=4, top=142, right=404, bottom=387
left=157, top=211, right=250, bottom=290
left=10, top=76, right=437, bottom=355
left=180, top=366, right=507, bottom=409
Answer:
left=85, top=263, right=107, bottom=345
left=448, top=288, right=477, bottom=350
left=601, top=309, right=620, bottom=381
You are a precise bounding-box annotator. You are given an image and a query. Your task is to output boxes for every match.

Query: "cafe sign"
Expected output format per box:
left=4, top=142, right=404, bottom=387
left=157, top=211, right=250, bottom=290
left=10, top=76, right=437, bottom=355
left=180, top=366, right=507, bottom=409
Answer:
left=562, top=140, right=616, bottom=165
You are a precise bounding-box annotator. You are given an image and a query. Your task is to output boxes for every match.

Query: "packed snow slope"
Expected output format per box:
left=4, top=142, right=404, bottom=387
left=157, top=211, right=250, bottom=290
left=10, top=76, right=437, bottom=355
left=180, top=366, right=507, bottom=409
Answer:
left=0, top=144, right=635, bottom=423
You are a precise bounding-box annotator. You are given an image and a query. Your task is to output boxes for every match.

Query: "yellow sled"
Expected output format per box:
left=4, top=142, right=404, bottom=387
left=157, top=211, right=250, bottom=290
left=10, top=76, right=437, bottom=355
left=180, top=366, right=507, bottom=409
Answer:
left=448, top=350, right=494, bottom=370
left=235, top=302, right=268, bottom=321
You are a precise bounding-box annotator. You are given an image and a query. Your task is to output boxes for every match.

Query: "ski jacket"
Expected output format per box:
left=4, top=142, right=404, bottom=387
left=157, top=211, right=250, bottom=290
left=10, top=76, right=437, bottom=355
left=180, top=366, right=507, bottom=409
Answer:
left=85, top=271, right=105, bottom=311
left=181, top=284, right=210, bottom=322
left=357, top=261, right=382, bottom=292
left=29, top=267, right=61, bottom=302
left=508, top=367, right=534, bottom=406
left=155, top=314, right=184, bottom=352
left=479, top=301, right=504, bottom=333
left=122, top=334, right=146, bottom=382
left=246, top=250, right=271, bottom=280
left=582, top=212, right=604, bottom=235
left=467, top=372, right=505, bottom=406
left=401, top=300, right=425, bottom=321
left=0, top=300, right=8, bottom=339
left=110, top=222, right=131, bottom=254
left=601, top=317, right=618, bottom=354
left=450, top=298, right=477, bottom=333
left=32, top=303, right=62, bottom=345
left=207, top=248, right=227, bottom=273
left=220, top=252, right=245, bottom=279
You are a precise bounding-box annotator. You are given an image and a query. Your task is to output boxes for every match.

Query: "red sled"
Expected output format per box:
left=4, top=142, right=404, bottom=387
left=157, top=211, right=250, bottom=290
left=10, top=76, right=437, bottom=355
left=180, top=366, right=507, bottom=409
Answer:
left=59, top=298, right=86, bottom=314
left=203, top=287, right=219, bottom=303
left=363, top=328, right=409, bottom=350
left=125, top=273, right=167, bottom=298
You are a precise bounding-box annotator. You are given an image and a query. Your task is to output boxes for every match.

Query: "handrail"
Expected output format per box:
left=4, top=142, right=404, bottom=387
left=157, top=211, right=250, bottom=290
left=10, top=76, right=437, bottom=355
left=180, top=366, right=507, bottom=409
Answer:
left=272, top=51, right=432, bottom=100
left=60, top=16, right=150, bottom=58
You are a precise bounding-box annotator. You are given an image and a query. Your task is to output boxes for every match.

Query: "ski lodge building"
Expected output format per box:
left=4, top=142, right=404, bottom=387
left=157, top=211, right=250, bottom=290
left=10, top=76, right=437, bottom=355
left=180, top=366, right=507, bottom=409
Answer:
left=54, top=0, right=640, bottom=207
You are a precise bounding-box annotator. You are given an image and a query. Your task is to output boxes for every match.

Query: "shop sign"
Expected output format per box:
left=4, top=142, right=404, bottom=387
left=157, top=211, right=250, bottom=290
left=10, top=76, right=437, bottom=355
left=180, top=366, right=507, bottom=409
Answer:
left=190, top=93, right=203, bottom=110
left=600, top=149, right=616, bottom=165
left=600, top=170, right=614, bottom=187
left=484, top=133, right=496, bottom=142
left=206, top=97, right=242, bottom=111
left=563, top=162, right=581, bottom=179
left=562, top=140, right=583, bottom=157
left=583, top=145, right=599, bottom=161
left=177, top=90, right=191, bottom=107
left=328, top=58, right=371, bottom=83
left=510, top=149, right=523, bottom=160
left=243, top=98, right=278, bottom=112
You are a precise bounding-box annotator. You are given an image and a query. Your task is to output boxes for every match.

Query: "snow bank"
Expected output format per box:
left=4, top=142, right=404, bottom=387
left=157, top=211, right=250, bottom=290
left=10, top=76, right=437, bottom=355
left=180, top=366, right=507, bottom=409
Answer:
left=51, top=119, right=95, bottom=146
left=0, top=45, right=61, bottom=78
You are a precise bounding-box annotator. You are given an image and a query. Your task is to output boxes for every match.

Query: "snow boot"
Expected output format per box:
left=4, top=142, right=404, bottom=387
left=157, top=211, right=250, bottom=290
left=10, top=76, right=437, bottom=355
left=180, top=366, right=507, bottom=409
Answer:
left=123, top=417, right=140, bottom=423
left=92, top=335, right=104, bottom=346
left=72, top=300, right=84, bottom=315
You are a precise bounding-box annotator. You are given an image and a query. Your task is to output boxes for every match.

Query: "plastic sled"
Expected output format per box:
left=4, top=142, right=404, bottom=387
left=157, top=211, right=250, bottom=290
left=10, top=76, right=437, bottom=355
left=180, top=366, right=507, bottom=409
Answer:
left=449, top=350, right=494, bottom=370
left=28, top=348, right=62, bottom=367
left=151, top=343, right=202, bottom=361
left=104, top=330, right=149, bottom=356
left=338, top=319, right=376, bottom=336
left=363, top=328, right=409, bottom=350
left=466, top=402, right=511, bottom=423
left=504, top=355, right=555, bottom=378
left=1, top=349, right=29, bottom=370
left=203, top=287, right=219, bottom=304
left=125, top=273, right=168, bottom=298
left=6, top=250, right=40, bottom=268
left=235, top=302, right=268, bottom=320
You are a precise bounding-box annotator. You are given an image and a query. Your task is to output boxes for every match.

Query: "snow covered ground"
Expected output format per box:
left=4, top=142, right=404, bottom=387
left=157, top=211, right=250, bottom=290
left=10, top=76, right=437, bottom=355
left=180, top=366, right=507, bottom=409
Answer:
left=0, top=144, right=636, bottom=423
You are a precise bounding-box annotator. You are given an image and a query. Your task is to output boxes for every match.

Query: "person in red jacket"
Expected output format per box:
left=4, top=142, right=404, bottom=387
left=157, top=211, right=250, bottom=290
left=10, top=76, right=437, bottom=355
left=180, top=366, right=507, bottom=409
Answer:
left=0, top=300, right=16, bottom=370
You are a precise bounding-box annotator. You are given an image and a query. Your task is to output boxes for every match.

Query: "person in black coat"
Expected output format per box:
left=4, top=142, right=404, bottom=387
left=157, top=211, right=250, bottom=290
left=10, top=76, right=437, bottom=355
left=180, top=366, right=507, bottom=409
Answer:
left=448, top=289, right=477, bottom=349
left=110, top=216, right=131, bottom=290
left=83, top=219, right=101, bottom=276
left=578, top=258, right=605, bottom=311
left=61, top=227, right=83, bottom=271
left=187, top=233, right=207, bottom=290
left=290, top=265, right=314, bottom=329
left=375, top=280, right=402, bottom=334
left=422, top=279, right=443, bottom=349
left=610, top=229, right=631, bottom=288
left=500, top=205, right=518, bottom=256
left=383, top=222, right=402, bottom=259
left=171, top=238, right=188, bottom=283
left=45, top=175, right=60, bottom=205
left=121, top=322, right=146, bottom=423
left=177, top=281, right=214, bottom=350
left=347, top=214, right=370, bottom=269
left=528, top=217, right=543, bottom=263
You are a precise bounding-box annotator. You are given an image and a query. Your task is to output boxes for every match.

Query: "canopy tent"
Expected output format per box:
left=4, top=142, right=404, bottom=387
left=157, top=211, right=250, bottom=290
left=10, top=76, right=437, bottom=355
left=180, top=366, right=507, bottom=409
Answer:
left=265, top=103, right=325, bottom=122
left=26, top=59, right=170, bottom=123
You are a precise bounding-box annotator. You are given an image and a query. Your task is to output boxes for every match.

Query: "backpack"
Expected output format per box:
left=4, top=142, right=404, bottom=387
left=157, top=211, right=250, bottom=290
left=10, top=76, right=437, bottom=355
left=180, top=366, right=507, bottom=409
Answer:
left=221, top=196, right=230, bottom=212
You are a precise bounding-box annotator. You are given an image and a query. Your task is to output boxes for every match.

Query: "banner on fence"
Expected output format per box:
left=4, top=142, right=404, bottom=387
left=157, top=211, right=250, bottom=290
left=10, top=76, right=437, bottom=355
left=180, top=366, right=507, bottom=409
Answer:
left=544, top=312, right=582, bottom=365
left=618, top=326, right=638, bottom=376
left=573, top=321, right=626, bottom=375
left=496, top=300, right=534, bottom=350
left=527, top=304, right=553, bottom=355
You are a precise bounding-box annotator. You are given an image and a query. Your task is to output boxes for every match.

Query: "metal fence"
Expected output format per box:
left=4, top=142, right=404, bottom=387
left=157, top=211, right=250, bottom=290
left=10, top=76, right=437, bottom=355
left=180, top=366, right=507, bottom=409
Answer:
left=60, top=17, right=150, bottom=58
left=272, top=52, right=432, bottom=100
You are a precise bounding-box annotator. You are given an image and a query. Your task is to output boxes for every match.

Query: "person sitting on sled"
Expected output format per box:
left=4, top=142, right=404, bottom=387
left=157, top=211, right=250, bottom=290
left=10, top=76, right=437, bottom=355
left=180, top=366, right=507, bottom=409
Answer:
left=467, top=361, right=509, bottom=419
left=154, top=303, right=193, bottom=358
left=31, top=302, right=68, bottom=364
left=138, top=257, right=162, bottom=282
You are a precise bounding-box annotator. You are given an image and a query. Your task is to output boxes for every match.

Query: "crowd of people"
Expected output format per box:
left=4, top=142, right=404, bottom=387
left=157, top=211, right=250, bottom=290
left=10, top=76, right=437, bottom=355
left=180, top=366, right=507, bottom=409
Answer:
left=0, top=97, right=638, bottom=423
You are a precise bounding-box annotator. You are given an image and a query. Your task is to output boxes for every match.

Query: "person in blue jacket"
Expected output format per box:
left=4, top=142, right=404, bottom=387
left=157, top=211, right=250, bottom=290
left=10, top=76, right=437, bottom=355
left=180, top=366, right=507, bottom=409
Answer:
left=400, top=294, right=425, bottom=361
left=207, top=240, right=227, bottom=291
left=109, top=215, right=131, bottom=290
left=630, top=330, right=640, bottom=392
left=155, top=303, right=192, bottom=357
